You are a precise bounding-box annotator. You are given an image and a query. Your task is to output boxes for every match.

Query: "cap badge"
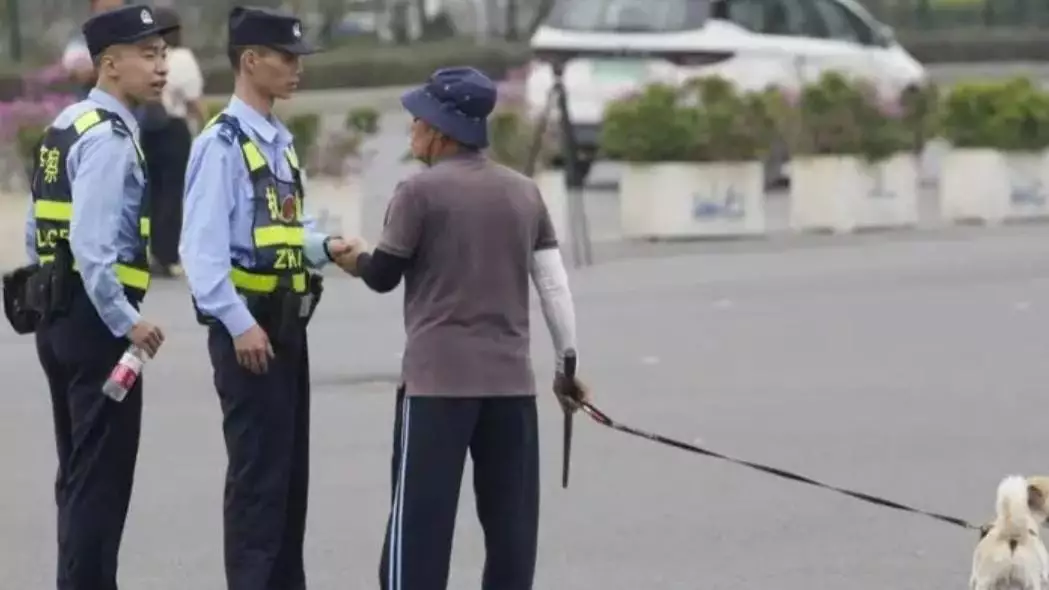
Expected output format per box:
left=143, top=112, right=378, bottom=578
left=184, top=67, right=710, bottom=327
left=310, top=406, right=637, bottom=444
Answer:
left=140, top=9, right=153, bottom=24
left=292, top=22, right=301, bottom=38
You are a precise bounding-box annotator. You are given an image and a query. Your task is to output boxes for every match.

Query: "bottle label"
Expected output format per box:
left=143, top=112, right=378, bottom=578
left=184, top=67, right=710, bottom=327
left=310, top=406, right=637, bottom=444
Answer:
left=110, top=352, right=143, bottom=391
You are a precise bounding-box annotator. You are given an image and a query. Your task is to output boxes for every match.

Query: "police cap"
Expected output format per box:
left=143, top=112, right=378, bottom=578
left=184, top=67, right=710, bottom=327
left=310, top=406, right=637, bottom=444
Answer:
left=228, top=6, right=318, bottom=55
left=82, top=5, right=179, bottom=58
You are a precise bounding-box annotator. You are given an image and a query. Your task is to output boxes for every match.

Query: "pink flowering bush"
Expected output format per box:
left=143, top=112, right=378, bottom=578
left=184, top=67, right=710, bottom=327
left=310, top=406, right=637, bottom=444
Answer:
left=486, top=107, right=559, bottom=175
left=482, top=70, right=559, bottom=175
left=0, top=63, right=76, bottom=165
left=782, top=71, right=937, bottom=162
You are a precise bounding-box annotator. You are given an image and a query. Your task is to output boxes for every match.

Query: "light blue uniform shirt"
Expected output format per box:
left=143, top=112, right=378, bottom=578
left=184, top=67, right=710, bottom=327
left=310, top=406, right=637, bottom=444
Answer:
left=24, top=88, right=147, bottom=338
left=180, top=96, right=333, bottom=338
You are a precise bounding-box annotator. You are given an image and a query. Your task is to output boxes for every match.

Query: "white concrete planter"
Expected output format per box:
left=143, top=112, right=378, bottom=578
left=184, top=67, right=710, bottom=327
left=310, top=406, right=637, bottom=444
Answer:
left=534, top=169, right=569, bottom=245
left=0, top=193, right=28, bottom=271
left=939, top=148, right=1049, bottom=225
left=789, top=154, right=919, bottom=233
left=618, top=161, right=765, bottom=239
left=305, top=175, right=364, bottom=239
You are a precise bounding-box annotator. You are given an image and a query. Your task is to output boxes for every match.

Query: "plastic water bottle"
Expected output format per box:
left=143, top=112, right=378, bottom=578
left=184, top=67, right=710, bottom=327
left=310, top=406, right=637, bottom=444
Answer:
left=101, top=345, right=151, bottom=402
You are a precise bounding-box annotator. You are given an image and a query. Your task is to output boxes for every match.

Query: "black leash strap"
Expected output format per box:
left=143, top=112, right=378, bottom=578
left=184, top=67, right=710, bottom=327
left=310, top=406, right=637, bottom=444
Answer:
left=577, top=402, right=982, bottom=532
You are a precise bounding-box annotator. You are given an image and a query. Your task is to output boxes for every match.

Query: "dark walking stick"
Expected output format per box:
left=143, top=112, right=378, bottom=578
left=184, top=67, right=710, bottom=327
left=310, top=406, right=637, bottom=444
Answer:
left=561, top=349, right=577, bottom=489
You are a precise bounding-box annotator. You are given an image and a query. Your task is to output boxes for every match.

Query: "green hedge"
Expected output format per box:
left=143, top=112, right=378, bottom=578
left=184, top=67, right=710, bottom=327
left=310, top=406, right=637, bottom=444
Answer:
left=0, top=33, right=1047, bottom=102
left=199, top=40, right=530, bottom=95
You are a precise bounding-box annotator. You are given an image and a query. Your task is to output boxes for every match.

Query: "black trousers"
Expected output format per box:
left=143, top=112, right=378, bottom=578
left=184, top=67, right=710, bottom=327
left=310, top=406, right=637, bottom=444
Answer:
left=208, top=326, right=311, bottom=590
left=141, top=117, right=191, bottom=267
left=35, top=289, right=142, bottom=590
left=379, top=389, right=539, bottom=590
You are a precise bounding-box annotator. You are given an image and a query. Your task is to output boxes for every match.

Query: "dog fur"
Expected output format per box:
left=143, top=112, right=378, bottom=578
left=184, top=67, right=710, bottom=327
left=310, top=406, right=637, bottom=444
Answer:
left=970, top=476, right=1049, bottom=590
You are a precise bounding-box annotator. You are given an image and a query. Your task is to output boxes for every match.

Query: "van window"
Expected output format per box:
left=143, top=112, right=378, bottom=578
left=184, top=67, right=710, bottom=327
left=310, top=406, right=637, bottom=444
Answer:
left=809, top=0, right=875, bottom=44
left=715, top=0, right=822, bottom=37
left=545, top=0, right=709, bottom=32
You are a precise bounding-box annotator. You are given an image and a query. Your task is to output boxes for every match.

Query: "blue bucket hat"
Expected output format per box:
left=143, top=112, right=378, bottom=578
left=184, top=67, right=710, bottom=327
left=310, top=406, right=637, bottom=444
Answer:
left=401, top=67, right=497, bottom=149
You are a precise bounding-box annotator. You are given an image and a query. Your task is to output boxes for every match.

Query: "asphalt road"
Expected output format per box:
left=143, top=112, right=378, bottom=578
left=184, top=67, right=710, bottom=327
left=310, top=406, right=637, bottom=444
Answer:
left=0, top=60, right=1047, bottom=589
left=3, top=220, right=1049, bottom=588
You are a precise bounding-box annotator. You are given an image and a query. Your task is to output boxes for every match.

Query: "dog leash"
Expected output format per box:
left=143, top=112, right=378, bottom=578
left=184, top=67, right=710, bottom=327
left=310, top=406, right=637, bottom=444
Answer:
left=575, top=401, right=983, bottom=533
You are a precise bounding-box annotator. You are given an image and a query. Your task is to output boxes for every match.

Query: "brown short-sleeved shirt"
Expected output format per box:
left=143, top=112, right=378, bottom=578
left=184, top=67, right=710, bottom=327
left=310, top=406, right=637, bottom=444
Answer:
left=379, top=151, right=558, bottom=397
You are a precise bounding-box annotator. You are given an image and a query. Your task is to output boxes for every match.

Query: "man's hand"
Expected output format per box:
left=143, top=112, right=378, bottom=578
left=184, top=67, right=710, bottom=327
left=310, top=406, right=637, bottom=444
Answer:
left=234, top=324, right=275, bottom=375
left=332, top=237, right=370, bottom=277
left=128, top=320, right=165, bottom=358
left=553, top=372, right=590, bottom=414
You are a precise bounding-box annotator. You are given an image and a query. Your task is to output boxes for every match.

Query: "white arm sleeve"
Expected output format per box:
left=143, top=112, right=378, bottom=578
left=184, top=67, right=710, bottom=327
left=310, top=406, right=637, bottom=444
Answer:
left=530, top=247, right=577, bottom=371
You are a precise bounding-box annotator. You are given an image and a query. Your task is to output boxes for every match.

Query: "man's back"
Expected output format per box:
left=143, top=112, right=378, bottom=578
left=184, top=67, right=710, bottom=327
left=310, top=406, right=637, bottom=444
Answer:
left=381, top=152, right=557, bottom=397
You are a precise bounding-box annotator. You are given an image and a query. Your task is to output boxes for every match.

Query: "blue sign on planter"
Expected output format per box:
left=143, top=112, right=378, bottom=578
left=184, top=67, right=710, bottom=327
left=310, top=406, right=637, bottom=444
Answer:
left=1010, top=178, right=1046, bottom=205
left=692, top=184, right=745, bottom=219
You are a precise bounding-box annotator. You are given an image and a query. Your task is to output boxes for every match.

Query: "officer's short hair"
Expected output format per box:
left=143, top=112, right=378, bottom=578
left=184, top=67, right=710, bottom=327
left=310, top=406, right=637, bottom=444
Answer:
left=227, top=45, right=275, bottom=72
left=227, top=46, right=246, bottom=71
left=91, top=46, right=115, bottom=69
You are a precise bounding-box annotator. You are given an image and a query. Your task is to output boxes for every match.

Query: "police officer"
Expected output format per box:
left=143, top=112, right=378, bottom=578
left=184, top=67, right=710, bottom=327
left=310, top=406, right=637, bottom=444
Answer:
left=334, top=67, right=591, bottom=590
left=179, top=7, right=352, bottom=590
left=22, top=5, right=172, bottom=589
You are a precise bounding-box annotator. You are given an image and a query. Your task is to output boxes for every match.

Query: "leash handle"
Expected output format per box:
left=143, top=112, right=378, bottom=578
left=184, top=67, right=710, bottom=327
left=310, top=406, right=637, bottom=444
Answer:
left=561, top=349, right=576, bottom=489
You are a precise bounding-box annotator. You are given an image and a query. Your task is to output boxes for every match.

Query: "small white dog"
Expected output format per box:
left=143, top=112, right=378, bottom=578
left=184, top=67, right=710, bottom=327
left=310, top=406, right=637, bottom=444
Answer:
left=970, top=475, right=1049, bottom=590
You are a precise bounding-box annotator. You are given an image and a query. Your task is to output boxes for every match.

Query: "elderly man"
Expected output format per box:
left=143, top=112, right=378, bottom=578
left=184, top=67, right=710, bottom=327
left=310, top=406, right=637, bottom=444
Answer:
left=336, top=66, right=590, bottom=590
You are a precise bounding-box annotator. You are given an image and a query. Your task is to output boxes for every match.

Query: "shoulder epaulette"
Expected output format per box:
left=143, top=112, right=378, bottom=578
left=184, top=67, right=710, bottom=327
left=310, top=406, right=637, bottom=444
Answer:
left=109, top=116, right=130, bottom=138
left=205, top=113, right=239, bottom=145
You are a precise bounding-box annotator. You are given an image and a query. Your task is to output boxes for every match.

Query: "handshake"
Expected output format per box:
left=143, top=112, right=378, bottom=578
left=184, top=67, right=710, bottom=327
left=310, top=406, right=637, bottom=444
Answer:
left=326, top=237, right=370, bottom=277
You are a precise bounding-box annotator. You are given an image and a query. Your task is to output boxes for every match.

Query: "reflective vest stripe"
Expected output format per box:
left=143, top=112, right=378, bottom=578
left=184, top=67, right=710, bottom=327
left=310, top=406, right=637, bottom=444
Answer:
left=254, top=225, right=304, bottom=248
left=243, top=141, right=267, bottom=172
left=34, top=200, right=71, bottom=220
left=72, top=110, right=144, bottom=160
left=206, top=113, right=306, bottom=295
left=37, top=254, right=151, bottom=290
left=73, top=110, right=102, bottom=134
left=204, top=113, right=298, bottom=172
left=35, top=199, right=149, bottom=237
left=34, top=108, right=152, bottom=296
left=230, top=268, right=306, bottom=293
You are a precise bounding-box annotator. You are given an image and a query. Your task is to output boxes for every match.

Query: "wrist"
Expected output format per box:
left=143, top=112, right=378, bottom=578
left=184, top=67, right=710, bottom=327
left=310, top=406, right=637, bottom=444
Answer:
left=323, top=236, right=342, bottom=262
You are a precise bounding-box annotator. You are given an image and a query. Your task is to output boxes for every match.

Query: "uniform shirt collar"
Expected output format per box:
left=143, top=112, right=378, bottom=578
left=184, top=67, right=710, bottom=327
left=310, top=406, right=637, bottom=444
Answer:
left=226, top=96, right=293, bottom=147
left=88, top=88, right=139, bottom=137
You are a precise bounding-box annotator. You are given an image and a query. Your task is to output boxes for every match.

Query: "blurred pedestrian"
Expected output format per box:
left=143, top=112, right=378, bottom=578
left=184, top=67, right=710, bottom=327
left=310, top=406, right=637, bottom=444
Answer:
left=61, top=0, right=126, bottom=98
left=140, top=6, right=203, bottom=277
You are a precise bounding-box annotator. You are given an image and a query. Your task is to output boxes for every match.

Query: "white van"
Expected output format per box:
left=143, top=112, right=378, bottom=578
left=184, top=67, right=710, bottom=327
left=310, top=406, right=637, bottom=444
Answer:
left=525, top=0, right=928, bottom=183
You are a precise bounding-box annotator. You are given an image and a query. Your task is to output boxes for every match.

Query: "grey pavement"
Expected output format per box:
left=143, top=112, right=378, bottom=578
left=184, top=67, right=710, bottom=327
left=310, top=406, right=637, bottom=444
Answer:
left=1, top=61, right=1048, bottom=589
left=4, top=220, right=1049, bottom=588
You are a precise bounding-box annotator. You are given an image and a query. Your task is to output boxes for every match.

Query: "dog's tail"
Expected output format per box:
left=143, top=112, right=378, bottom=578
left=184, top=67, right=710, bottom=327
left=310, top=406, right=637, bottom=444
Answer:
left=995, top=475, right=1032, bottom=549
